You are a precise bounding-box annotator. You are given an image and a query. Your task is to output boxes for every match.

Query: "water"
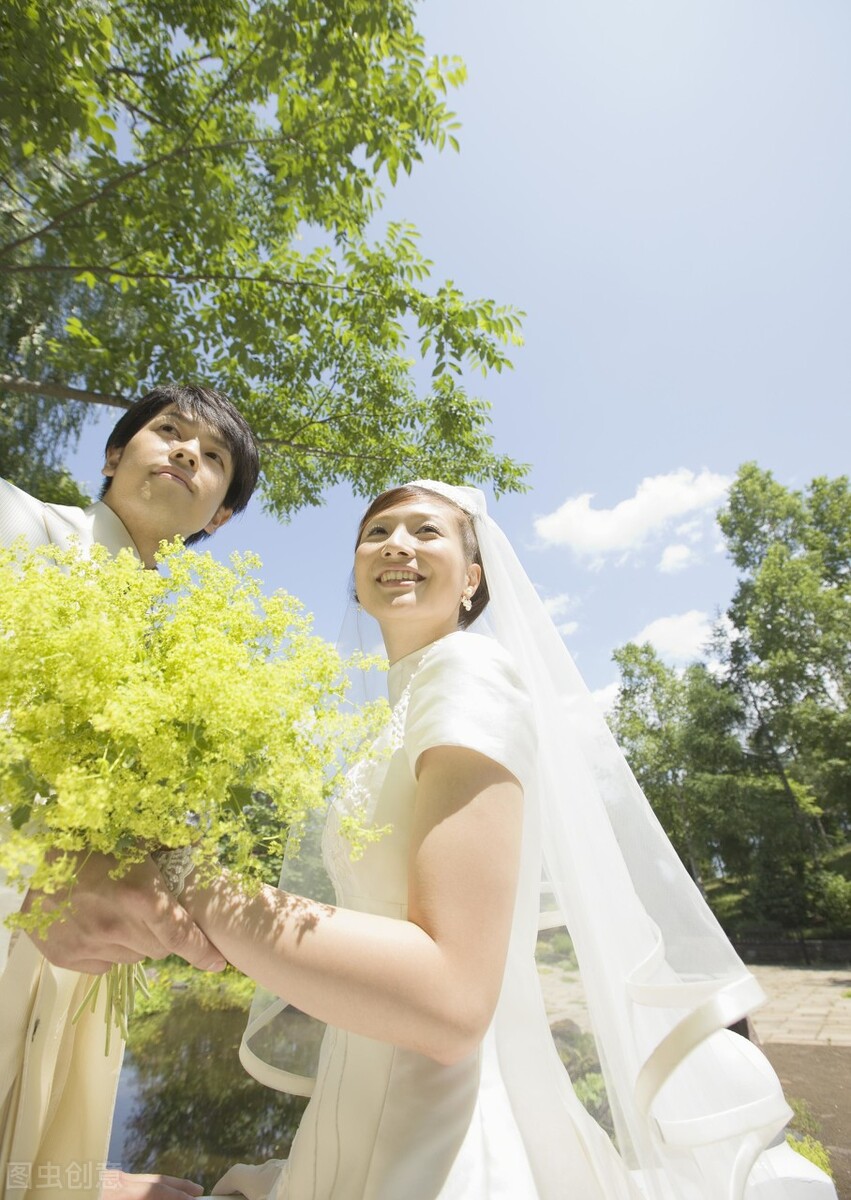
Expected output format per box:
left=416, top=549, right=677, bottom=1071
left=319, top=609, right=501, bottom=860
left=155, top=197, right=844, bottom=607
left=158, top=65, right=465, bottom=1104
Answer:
left=109, top=962, right=612, bottom=1193
left=108, top=995, right=308, bottom=1193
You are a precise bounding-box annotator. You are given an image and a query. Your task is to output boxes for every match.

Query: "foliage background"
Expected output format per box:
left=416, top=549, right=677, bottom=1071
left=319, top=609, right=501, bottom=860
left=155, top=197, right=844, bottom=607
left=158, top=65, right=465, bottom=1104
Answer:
left=2, top=1, right=849, bottom=938
left=0, top=0, right=527, bottom=513
left=608, top=466, right=851, bottom=943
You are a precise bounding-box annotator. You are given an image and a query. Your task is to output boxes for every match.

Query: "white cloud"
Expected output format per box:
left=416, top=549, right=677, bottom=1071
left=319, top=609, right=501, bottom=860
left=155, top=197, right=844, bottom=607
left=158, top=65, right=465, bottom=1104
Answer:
left=541, top=592, right=573, bottom=619
left=533, top=469, right=731, bottom=560
left=537, top=591, right=579, bottom=637
left=631, top=610, right=712, bottom=664
left=658, top=543, right=696, bottom=573
left=592, top=681, right=620, bottom=714
left=675, top=518, right=704, bottom=543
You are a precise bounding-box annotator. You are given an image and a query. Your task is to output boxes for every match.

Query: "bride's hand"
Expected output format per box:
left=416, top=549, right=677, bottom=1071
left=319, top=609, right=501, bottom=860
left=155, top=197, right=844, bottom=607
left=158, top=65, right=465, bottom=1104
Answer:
left=101, top=1169, right=204, bottom=1197
left=23, top=852, right=227, bottom=975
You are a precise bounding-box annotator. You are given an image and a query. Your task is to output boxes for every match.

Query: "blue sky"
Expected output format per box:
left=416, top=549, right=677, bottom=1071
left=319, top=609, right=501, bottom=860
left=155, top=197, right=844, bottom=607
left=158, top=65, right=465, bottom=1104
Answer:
left=70, top=0, right=851, bottom=700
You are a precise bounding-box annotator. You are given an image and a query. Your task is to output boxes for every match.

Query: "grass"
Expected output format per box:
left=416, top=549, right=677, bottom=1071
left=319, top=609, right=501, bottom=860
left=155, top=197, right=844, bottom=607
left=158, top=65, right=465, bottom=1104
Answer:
left=703, top=880, right=748, bottom=928
left=701, top=839, right=851, bottom=941
left=786, top=1097, right=833, bottom=1179
left=536, top=928, right=578, bottom=969
left=130, top=958, right=254, bottom=1025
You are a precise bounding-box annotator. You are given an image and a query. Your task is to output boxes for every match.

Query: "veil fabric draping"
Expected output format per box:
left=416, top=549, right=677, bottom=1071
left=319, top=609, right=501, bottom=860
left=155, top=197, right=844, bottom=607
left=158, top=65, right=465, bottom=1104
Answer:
left=239, top=482, right=827, bottom=1200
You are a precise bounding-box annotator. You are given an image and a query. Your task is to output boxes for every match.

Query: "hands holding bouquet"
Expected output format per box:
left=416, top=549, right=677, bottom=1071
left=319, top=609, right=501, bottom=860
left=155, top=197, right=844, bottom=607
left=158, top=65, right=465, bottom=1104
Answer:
left=21, top=849, right=227, bottom=973
left=0, top=537, right=383, bottom=1049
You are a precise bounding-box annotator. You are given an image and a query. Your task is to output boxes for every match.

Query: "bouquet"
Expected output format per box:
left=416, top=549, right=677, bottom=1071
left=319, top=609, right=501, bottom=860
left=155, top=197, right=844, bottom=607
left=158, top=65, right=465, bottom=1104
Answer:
left=0, top=537, right=384, bottom=1048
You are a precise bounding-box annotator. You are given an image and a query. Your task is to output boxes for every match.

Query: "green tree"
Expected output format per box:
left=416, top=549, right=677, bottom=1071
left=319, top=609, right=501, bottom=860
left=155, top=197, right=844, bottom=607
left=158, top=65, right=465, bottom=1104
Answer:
left=608, top=466, right=851, bottom=940
left=0, top=392, right=91, bottom=505
left=676, top=662, right=760, bottom=884
left=717, top=464, right=851, bottom=841
left=608, top=643, right=807, bottom=926
left=715, top=463, right=851, bottom=936
left=0, top=0, right=527, bottom=512
left=609, top=644, right=718, bottom=892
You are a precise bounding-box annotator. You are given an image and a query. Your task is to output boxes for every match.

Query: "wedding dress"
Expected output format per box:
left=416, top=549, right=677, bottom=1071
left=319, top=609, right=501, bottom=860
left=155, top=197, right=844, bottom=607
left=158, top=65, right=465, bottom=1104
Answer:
left=213, top=632, right=641, bottom=1200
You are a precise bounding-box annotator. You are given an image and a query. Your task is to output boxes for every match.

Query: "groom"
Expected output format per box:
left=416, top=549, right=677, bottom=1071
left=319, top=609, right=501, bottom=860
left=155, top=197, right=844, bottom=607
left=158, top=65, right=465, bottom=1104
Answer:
left=0, top=382, right=260, bottom=1200
left=1, top=381, right=261, bottom=970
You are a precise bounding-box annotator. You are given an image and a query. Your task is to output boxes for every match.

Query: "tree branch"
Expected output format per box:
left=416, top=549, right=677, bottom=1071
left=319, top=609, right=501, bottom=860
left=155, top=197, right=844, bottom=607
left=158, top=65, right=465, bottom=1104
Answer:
left=1, top=173, right=46, bottom=214
left=0, top=262, right=384, bottom=299
left=0, top=207, right=28, bottom=231
left=0, top=32, right=268, bottom=263
left=0, top=374, right=128, bottom=408
left=117, top=97, right=174, bottom=131
left=0, top=378, right=410, bottom=464
left=105, top=65, right=146, bottom=80
left=0, top=132, right=318, bottom=261
left=98, top=67, right=177, bottom=131
left=107, top=53, right=219, bottom=80
left=258, top=437, right=407, bottom=465
left=184, top=36, right=265, bottom=143
left=286, top=400, right=362, bottom=442
left=0, top=150, right=180, bottom=261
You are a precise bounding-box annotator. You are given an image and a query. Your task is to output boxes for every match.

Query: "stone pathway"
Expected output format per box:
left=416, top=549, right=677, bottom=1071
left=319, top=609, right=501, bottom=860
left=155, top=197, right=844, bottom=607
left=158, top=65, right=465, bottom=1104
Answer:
left=538, top=961, right=851, bottom=1046
left=538, top=962, right=591, bottom=1028
left=747, top=966, right=851, bottom=1197
left=749, top=965, right=851, bottom=1046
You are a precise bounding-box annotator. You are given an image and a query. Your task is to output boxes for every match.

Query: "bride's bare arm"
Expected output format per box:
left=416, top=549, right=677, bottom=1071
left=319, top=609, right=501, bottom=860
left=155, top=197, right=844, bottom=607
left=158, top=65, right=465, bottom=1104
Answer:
left=181, top=745, right=523, bottom=1065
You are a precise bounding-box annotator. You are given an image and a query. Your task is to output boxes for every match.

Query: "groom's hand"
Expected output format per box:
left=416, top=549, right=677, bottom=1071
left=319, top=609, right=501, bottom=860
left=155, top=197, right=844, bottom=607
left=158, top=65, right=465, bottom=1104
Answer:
left=22, top=852, right=228, bottom=974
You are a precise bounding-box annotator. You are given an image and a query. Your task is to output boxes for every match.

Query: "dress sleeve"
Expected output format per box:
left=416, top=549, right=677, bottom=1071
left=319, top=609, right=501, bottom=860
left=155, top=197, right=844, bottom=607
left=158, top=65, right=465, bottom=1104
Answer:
left=403, top=633, right=537, bottom=790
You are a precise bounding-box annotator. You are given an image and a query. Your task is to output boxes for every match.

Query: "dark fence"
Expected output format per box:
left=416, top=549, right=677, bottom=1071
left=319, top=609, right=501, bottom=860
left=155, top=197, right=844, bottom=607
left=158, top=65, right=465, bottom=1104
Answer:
left=733, top=939, right=851, bottom=967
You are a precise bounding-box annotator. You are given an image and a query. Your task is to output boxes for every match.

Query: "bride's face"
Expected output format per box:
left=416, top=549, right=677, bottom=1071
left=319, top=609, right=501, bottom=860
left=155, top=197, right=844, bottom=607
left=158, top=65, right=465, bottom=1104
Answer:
left=354, top=500, right=481, bottom=648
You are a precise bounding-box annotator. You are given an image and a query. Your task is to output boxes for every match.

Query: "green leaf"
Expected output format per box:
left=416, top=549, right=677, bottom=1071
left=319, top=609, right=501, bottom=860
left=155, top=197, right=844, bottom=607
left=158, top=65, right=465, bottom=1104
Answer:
left=0, top=0, right=527, bottom=517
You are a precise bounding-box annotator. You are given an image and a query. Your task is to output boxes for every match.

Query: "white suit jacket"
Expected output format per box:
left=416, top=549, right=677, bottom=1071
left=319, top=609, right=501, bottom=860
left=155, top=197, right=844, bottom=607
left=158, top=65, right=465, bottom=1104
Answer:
left=0, top=478, right=140, bottom=962
left=0, top=479, right=139, bottom=1200
left=0, top=476, right=138, bottom=568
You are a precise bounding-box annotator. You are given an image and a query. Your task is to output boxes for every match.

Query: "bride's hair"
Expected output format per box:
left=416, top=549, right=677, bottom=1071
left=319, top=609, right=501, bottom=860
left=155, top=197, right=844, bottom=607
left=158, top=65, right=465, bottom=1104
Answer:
left=355, top=485, right=490, bottom=629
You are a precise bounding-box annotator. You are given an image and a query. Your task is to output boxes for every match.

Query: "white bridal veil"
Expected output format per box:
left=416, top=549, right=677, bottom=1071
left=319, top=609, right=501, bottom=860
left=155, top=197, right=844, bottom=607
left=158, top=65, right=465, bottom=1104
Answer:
left=240, top=482, right=833, bottom=1200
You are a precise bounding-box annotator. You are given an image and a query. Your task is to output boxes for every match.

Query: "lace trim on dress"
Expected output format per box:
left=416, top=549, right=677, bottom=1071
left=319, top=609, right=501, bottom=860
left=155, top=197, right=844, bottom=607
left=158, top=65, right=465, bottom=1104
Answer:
left=321, top=671, right=416, bottom=891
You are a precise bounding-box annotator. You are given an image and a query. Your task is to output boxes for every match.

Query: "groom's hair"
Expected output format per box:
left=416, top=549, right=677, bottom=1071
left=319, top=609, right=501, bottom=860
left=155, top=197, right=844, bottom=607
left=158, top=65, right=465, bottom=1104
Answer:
left=100, top=383, right=261, bottom=543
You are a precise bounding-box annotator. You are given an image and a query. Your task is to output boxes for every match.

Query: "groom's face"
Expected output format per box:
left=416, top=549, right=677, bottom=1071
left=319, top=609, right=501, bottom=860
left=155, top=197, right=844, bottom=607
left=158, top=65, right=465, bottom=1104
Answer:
left=102, top=408, right=234, bottom=541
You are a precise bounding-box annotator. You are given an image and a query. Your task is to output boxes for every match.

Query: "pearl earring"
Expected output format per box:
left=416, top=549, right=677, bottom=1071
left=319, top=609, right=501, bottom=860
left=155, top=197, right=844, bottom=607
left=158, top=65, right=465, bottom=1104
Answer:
left=460, top=587, right=474, bottom=613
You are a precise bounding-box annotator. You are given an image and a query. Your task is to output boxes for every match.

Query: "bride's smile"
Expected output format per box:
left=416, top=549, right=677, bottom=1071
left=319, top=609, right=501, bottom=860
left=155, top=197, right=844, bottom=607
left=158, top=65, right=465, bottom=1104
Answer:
left=354, top=500, right=481, bottom=662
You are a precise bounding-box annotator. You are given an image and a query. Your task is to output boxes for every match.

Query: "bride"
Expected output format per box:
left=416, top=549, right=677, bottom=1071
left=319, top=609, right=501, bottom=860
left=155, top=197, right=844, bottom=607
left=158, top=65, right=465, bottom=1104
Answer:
left=180, top=481, right=834, bottom=1200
